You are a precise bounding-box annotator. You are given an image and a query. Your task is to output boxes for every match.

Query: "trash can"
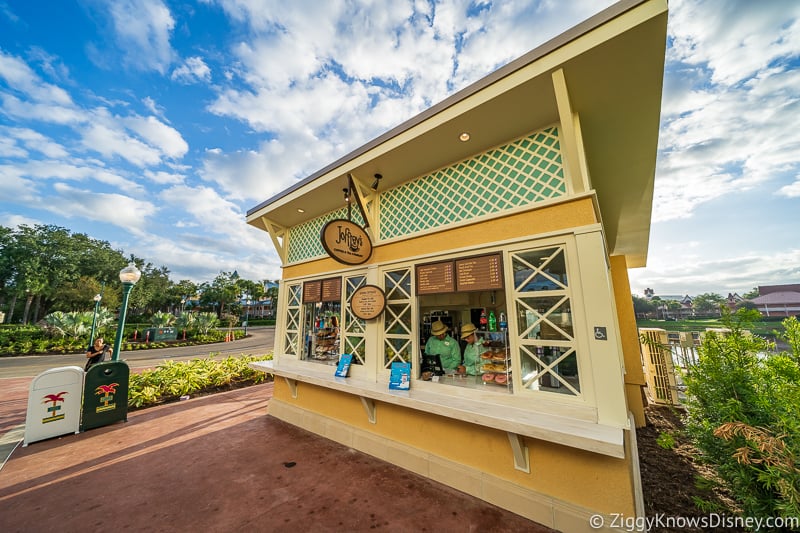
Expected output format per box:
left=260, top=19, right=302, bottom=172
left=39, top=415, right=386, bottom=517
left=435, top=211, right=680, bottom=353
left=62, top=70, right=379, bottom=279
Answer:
left=143, top=327, right=177, bottom=341
left=81, top=361, right=130, bottom=431
left=24, top=366, right=84, bottom=447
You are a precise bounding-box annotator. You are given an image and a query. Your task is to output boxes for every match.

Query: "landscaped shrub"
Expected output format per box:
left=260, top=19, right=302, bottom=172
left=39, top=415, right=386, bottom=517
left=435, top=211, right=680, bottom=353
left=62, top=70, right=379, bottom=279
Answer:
left=128, top=354, right=272, bottom=408
left=683, top=310, right=800, bottom=521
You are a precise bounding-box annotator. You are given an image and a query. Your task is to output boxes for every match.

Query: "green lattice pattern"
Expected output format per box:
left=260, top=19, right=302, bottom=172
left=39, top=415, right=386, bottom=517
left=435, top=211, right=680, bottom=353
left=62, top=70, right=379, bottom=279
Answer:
left=287, top=207, right=365, bottom=263
left=380, top=127, right=563, bottom=240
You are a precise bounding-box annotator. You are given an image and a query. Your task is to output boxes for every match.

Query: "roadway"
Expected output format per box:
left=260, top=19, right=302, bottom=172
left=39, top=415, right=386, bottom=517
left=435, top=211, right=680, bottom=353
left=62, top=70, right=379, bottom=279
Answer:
left=0, top=326, right=275, bottom=379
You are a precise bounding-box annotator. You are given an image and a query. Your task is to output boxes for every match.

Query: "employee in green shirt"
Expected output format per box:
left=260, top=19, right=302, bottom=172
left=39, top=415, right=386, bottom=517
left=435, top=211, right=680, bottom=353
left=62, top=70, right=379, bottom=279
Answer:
left=460, top=323, right=486, bottom=376
left=425, top=320, right=461, bottom=373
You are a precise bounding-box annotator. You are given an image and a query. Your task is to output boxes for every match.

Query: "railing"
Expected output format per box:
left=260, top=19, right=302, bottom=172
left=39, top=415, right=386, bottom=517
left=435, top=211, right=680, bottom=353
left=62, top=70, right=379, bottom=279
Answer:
left=638, top=328, right=702, bottom=406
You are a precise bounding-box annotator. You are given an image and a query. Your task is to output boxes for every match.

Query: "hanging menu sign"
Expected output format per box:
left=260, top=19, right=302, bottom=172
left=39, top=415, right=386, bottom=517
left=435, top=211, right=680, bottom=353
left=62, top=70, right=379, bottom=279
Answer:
left=415, top=261, right=455, bottom=295
left=321, top=277, right=342, bottom=302
left=302, top=280, right=322, bottom=303
left=456, top=253, right=504, bottom=292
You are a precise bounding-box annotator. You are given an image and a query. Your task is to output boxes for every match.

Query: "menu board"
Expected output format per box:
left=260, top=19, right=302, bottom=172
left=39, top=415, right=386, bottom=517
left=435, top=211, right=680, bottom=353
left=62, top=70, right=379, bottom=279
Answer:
left=321, top=277, right=342, bottom=302
left=350, top=285, right=386, bottom=320
left=456, top=254, right=503, bottom=292
left=302, top=280, right=322, bottom=303
left=416, top=261, right=455, bottom=295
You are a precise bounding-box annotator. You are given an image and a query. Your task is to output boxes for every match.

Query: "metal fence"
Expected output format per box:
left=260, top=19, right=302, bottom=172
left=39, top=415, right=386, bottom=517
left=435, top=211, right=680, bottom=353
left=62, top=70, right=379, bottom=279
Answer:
left=638, top=328, right=703, bottom=406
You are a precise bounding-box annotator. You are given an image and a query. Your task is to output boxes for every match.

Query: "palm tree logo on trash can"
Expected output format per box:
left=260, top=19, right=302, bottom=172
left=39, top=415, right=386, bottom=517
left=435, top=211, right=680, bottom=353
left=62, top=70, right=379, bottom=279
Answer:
left=95, top=383, right=119, bottom=413
left=42, top=392, right=68, bottom=423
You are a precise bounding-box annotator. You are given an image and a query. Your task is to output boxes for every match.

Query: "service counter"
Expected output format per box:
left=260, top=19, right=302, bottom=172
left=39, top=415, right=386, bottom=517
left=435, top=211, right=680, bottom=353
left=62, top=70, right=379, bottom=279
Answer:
left=250, top=359, right=625, bottom=469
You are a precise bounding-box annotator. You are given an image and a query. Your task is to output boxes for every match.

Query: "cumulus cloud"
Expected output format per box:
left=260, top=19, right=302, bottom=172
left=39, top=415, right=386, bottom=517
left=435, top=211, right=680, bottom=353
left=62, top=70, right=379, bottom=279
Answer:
left=102, top=0, right=176, bottom=74
left=171, top=56, right=211, bottom=84
left=653, top=0, right=800, bottom=222
left=48, top=183, right=156, bottom=236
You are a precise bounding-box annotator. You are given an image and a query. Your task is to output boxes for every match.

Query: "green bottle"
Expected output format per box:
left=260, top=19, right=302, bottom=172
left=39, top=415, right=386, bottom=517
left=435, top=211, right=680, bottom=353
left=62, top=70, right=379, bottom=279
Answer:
left=488, top=310, right=497, bottom=332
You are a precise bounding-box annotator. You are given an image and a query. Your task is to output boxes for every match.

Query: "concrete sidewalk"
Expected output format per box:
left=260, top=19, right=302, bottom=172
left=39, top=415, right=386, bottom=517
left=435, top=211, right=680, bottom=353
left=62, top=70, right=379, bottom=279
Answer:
left=0, top=382, right=553, bottom=532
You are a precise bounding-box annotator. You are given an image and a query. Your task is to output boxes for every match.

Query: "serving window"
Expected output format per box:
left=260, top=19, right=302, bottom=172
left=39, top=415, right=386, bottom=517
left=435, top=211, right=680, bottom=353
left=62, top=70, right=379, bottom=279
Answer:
left=279, top=237, right=586, bottom=403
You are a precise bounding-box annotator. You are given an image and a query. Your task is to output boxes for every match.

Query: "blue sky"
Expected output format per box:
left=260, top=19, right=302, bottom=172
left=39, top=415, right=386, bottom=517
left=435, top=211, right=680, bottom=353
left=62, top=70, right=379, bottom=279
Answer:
left=1, top=0, right=798, bottom=297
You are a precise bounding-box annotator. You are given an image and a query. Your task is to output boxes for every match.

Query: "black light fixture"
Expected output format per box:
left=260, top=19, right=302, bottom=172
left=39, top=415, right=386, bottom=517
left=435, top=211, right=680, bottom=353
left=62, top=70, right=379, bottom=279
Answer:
left=371, top=173, right=383, bottom=191
left=343, top=187, right=350, bottom=202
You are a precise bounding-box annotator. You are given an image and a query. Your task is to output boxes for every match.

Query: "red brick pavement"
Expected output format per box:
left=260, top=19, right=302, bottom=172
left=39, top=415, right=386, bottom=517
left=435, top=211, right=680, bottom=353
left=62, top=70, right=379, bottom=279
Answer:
left=0, top=381, right=554, bottom=532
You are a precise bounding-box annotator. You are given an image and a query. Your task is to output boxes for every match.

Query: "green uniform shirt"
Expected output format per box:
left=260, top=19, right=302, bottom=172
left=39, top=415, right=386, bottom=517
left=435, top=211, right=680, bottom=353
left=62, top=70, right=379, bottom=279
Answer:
left=425, top=335, right=461, bottom=372
left=463, top=342, right=487, bottom=376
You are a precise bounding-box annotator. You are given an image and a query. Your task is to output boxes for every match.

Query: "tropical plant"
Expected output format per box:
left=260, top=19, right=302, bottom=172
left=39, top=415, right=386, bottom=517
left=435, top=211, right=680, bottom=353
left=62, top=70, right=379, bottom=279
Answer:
left=193, top=312, right=219, bottom=335
left=174, top=312, right=196, bottom=334
left=127, top=354, right=272, bottom=408
left=43, top=311, right=89, bottom=339
left=683, top=310, right=800, bottom=520
left=150, top=311, right=176, bottom=327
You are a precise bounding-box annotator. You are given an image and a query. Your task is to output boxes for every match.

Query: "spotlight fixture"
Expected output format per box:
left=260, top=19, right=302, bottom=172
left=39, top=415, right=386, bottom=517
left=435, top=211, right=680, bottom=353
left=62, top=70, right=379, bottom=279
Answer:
left=459, top=132, right=470, bottom=142
left=371, top=173, right=383, bottom=191
left=343, top=187, right=350, bottom=202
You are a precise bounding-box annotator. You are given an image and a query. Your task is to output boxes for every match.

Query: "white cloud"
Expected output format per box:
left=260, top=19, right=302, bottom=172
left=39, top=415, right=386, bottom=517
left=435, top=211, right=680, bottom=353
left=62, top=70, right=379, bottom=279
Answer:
left=48, top=183, right=156, bottom=236
left=123, top=115, right=189, bottom=159
left=171, top=56, right=211, bottom=84
left=0, top=50, right=73, bottom=105
left=105, top=0, right=176, bottom=74
left=653, top=0, right=800, bottom=222
left=777, top=179, right=800, bottom=198
left=629, top=249, right=800, bottom=297
left=1, top=127, right=69, bottom=158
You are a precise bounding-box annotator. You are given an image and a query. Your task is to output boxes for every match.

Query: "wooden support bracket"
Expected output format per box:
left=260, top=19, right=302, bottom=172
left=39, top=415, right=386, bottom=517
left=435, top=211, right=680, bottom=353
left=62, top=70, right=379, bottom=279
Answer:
left=507, top=432, right=530, bottom=473
left=284, top=377, right=298, bottom=399
left=360, top=396, right=376, bottom=424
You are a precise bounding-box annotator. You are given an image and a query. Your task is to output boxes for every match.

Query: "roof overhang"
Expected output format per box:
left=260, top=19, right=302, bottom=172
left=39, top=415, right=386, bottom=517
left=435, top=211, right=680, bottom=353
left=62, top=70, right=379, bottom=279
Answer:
left=247, top=0, right=667, bottom=267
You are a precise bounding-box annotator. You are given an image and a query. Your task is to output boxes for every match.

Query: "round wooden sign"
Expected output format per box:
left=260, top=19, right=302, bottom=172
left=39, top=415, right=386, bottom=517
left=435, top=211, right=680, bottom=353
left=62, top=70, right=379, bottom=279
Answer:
left=350, top=285, right=386, bottom=320
left=321, top=219, right=373, bottom=265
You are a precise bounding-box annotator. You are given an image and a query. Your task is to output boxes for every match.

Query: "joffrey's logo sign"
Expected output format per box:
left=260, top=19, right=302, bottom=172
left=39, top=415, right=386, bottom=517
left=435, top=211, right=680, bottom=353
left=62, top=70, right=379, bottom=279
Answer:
left=321, top=219, right=373, bottom=265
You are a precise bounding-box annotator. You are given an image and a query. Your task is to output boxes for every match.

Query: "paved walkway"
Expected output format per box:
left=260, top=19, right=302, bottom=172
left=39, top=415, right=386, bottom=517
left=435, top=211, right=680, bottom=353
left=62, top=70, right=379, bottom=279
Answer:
left=0, top=380, right=554, bottom=532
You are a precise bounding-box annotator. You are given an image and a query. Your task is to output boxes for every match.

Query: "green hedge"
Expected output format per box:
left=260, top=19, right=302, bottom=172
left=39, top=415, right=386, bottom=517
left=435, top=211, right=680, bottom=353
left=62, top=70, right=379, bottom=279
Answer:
left=0, top=327, right=247, bottom=356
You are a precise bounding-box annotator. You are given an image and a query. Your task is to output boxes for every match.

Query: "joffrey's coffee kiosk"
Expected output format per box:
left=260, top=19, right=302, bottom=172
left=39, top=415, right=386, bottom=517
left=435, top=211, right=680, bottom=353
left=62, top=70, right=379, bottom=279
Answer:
left=247, top=1, right=666, bottom=530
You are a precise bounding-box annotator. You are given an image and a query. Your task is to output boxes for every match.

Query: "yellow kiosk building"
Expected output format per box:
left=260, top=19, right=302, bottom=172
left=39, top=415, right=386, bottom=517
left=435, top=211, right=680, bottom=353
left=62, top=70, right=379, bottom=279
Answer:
left=247, top=0, right=667, bottom=530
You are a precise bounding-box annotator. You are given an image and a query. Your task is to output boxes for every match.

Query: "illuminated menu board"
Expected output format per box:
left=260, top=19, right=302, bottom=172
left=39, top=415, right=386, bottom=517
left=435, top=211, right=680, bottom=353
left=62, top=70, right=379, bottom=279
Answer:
left=456, top=254, right=503, bottom=292
left=321, top=278, right=342, bottom=302
left=416, top=261, right=455, bottom=295
left=302, top=280, right=322, bottom=303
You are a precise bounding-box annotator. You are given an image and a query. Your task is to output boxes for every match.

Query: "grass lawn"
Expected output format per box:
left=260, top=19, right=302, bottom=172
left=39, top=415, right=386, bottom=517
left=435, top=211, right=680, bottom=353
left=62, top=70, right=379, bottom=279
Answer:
left=636, top=318, right=786, bottom=338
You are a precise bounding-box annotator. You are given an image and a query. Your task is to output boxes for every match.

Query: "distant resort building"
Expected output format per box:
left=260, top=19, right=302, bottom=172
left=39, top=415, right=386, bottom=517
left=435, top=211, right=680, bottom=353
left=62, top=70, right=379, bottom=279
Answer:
left=751, top=284, right=800, bottom=317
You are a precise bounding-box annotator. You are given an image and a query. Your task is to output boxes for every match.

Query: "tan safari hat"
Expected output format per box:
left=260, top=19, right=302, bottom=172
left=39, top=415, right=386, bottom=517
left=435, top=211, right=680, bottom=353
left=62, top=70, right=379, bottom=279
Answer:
left=460, top=323, right=477, bottom=339
left=431, top=320, right=448, bottom=336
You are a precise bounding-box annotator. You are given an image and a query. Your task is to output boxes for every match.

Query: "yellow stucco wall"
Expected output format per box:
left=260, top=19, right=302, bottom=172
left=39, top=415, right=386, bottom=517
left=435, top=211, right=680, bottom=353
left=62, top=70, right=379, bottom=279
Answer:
left=609, top=255, right=647, bottom=428
left=271, top=197, right=640, bottom=517
left=283, top=196, right=597, bottom=279
left=272, top=378, right=636, bottom=516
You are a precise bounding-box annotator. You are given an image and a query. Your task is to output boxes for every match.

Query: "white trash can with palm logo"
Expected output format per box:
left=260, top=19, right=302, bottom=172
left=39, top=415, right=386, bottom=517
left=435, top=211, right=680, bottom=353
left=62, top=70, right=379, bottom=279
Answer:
left=23, top=366, right=84, bottom=446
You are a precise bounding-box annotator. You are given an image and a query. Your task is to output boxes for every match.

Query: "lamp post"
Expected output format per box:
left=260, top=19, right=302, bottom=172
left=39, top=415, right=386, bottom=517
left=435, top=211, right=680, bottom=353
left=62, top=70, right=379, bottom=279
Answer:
left=111, top=263, right=141, bottom=361
left=89, top=293, right=102, bottom=345
left=243, top=299, right=249, bottom=337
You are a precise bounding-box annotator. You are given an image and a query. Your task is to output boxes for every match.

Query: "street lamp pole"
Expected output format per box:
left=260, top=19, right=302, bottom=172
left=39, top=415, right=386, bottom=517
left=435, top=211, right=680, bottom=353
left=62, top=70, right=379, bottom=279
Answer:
left=111, top=263, right=141, bottom=361
left=244, top=299, right=249, bottom=337
left=89, top=293, right=102, bottom=345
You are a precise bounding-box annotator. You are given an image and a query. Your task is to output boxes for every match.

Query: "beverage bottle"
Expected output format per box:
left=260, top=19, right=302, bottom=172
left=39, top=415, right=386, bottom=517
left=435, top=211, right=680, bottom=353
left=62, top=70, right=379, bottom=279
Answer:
left=499, top=312, right=507, bottom=331
left=488, top=311, right=497, bottom=331
left=479, top=309, right=488, bottom=329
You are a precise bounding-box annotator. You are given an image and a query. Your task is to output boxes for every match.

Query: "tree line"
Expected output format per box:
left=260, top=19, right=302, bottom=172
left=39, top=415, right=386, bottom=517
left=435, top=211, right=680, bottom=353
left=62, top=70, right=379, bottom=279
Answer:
left=0, top=224, right=278, bottom=325
left=632, top=292, right=759, bottom=318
